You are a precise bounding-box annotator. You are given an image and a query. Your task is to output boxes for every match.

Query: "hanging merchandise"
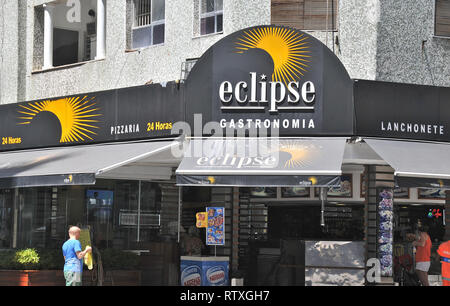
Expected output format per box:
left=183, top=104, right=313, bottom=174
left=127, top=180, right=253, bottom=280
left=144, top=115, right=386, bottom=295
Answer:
left=377, top=189, right=393, bottom=277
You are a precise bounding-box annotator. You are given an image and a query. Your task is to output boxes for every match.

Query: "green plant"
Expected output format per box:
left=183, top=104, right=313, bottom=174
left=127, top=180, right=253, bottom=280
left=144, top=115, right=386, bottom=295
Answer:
left=100, top=248, right=140, bottom=270
left=0, top=250, right=16, bottom=270
left=14, top=249, right=40, bottom=270
left=0, top=249, right=64, bottom=271
left=0, top=248, right=141, bottom=271
left=38, top=249, right=64, bottom=270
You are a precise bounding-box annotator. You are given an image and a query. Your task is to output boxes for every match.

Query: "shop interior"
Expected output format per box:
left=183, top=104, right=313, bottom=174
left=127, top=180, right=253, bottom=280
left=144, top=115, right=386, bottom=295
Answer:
left=0, top=180, right=169, bottom=250
left=0, top=179, right=181, bottom=285
left=0, top=169, right=447, bottom=286
left=393, top=200, right=446, bottom=282
left=234, top=181, right=366, bottom=286
left=230, top=175, right=447, bottom=285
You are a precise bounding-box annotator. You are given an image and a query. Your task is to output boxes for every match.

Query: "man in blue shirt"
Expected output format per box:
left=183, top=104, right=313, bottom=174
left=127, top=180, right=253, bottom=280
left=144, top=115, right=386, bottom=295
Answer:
left=62, top=226, right=92, bottom=286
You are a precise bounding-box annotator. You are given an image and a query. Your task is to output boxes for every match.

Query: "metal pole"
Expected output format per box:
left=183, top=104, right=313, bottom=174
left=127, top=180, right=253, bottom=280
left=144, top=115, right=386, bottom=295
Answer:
left=444, top=208, right=446, bottom=226
left=178, top=186, right=182, bottom=243
left=12, top=189, right=19, bottom=249
left=332, top=0, right=335, bottom=53
left=66, top=195, right=69, bottom=233
left=137, top=180, right=141, bottom=242
left=326, top=0, right=329, bottom=48
left=320, top=187, right=326, bottom=228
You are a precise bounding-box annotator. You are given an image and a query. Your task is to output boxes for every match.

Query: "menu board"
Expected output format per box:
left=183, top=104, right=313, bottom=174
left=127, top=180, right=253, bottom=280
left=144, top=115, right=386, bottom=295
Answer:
left=248, top=187, right=277, bottom=198
left=196, top=212, right=207, bottom=228
left=281, top=187, right=310, bottom=198
left=418, top=188, right=446, bottom=199
left=206, top=207, right=225, bottom=246
left=315, top=174, right=352, bottom=198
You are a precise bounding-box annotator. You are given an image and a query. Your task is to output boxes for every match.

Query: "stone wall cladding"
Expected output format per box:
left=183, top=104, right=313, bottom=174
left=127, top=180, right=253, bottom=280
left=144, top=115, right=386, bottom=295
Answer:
left=286, top=0, right=450, bottom=86
left=375, top=0, right=450, bottom=87
left=0, top=0, right=19, bottom=105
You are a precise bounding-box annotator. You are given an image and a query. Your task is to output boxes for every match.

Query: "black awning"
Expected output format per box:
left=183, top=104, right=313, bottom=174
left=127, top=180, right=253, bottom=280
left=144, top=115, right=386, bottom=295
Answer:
left=0, top=140, right=177, bottom=188
left=365, top=138, right=450, bottom=189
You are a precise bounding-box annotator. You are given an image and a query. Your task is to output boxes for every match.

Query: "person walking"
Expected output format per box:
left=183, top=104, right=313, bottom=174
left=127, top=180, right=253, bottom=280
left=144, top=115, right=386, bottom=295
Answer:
left=62, top=226, right=92, bottom=286
left=412, top=222, right=432, bottom=286
left=437, top=240, right=450, bottom=286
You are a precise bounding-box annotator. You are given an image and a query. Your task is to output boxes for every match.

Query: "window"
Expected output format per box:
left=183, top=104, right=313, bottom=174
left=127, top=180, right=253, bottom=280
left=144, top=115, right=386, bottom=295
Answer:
left=435, top=0, right=450, bottom=37
left=132, top=0, right=165, bottom=48
left=200, top=0, right=223, bottom=35
left=0, top=189, right=13, bottom=249
left=34, top=1, right=103, bottom=70
left=53, top=28, right=80, bottom=67
left=271, top=0, right=338, bottom=31
left=4, top=180, right=167, bottom=250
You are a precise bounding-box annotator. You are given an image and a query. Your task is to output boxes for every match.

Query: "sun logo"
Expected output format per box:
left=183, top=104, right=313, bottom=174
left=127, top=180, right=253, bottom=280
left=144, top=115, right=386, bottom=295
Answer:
left=64, top=175, right=73, bottom=184
left=235, top=26, right=310, bottom=85
left=273, top=140, right=316, bottom=169
left=308, top=177, right=318, bottom=185
left=278, top=143, right=308, bottom=169
left=17, top=96, right=102, bottom=143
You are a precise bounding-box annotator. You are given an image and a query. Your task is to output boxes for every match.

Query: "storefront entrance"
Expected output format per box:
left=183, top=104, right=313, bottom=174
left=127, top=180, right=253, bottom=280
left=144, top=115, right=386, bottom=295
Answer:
left=393, top=203, right=446, bottom=285
left=234, top=184, right=366, bottom=286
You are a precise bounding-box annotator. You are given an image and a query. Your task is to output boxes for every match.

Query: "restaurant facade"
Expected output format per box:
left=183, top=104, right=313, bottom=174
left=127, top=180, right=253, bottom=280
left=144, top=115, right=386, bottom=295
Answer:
left=0, top=24, right=449, bottom=286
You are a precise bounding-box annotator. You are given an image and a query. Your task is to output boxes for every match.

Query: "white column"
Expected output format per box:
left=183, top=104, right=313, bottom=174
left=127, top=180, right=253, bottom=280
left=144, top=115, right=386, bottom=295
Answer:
left=95, top=0, right=106, bottom=60
left=43, top=4, right=55, bottom=69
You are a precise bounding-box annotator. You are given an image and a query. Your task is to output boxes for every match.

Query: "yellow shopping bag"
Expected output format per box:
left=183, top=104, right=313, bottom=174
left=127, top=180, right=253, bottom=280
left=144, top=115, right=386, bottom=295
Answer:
left=79, top=227, right=94, bottom=270
left=84, top=246, right=93, bottom=270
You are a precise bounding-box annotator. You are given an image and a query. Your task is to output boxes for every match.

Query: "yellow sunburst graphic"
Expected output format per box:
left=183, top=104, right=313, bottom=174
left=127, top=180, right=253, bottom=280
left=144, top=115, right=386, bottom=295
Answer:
left=235, top=26, right=310, bottom=84
left=18, top=96, right=101, bottom=143
left=278, top=142, right=309, bottom=169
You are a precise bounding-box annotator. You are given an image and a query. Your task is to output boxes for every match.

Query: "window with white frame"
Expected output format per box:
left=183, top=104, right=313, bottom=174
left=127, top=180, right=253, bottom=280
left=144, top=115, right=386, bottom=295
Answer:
left=34, top=1, right=103, bottom=70
left=132, top=0, right=165, bottom=48
left=200, top=0, right=223, bottom=35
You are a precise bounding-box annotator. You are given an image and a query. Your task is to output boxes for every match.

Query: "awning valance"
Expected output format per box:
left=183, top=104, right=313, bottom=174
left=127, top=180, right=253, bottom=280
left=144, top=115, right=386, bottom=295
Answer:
left=176, top=138, right=347, bottom=187
left=0, top=140, right=179, bottom=188
left=365, top=138, right=450, bottom=188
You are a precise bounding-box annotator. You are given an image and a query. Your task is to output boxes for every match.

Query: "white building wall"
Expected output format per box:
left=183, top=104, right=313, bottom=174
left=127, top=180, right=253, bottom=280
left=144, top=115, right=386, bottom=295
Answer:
left=0, top=0, right=20, bottom=105
left=22, top=0, right=271, bottom=102
left=0, top=0, right=450, bottom=105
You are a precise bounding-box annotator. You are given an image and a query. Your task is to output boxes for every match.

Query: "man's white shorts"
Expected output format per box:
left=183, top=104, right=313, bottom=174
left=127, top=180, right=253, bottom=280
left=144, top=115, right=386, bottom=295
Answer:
left=416, top=261, right=431, bottom=272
